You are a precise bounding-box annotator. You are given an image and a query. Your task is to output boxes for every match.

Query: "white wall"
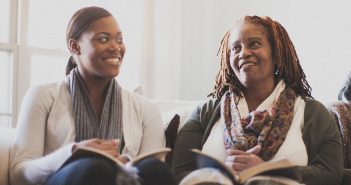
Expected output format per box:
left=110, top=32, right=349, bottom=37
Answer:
left=12, top=0, right=351, bottom=118
left=146, top=0, right=351, bottom=104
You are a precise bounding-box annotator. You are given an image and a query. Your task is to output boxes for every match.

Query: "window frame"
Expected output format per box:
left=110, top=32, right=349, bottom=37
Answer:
left=0, top=0, right=19, bottom=127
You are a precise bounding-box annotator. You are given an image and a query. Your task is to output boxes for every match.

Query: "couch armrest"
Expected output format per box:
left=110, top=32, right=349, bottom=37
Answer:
left=0, top=127, right=16, bottom=185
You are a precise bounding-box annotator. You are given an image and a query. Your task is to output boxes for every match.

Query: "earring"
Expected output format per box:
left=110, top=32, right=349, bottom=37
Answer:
left=274, top=65, right=280, bottom=77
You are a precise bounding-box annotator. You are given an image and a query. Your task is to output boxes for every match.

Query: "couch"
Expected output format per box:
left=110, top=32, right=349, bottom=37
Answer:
left=0, top=127, right=16, bottom=185
left=0, top=99, right=200, bottom=185
left=2, top=98, right=350, bottom=185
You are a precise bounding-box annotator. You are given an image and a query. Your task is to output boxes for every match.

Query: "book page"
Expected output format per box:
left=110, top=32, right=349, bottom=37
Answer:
left=237, top=157, right=296, bottom=183
left=60, top=147, right=171, bottom=170
left=59, top=146, right=124, bottom=169
left=130, top=148, right=171, bottom=165
left=191, top=149, right=297, bottom=184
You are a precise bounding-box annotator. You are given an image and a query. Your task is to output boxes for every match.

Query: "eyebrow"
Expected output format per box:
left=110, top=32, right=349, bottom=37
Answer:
left=247, top=37, right=263, bottom=41
left=231, top=37, right=263, bottom=45
left=96, top=32, right=122, bottom=36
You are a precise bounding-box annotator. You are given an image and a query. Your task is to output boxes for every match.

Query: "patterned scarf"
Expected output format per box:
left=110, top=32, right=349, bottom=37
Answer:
left=222, top=87, right=296, bottom=161
left=66, top=68, right=123, bottom=142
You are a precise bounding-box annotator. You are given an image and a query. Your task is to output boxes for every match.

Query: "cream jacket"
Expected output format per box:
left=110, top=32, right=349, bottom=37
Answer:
left=10, top=81, right=165, bottom=185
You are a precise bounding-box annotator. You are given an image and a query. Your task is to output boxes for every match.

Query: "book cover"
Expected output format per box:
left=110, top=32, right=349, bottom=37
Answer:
left=191, top=149, right=300, bottom=184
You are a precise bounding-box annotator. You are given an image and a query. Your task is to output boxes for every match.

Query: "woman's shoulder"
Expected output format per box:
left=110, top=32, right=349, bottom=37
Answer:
left=185, top=98, right=220, bottom=126
left=303, top=98, right=336, bottom=128
left=304, top=98, right=329, bottom=114
left=198, top=98, right=220, bottom=111
left=19, top=81, right=70, bottom=116
left=121, top=88, right=147, bottom=101
left=193, top=98, right=220, bottom=116
left=24, top=81, right=68, bottom=101
left=120, top=88, right=158, bottom=110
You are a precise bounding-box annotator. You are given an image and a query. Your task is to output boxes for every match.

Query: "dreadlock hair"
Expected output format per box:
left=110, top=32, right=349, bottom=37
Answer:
left=209, top=15, right=312, bottom=100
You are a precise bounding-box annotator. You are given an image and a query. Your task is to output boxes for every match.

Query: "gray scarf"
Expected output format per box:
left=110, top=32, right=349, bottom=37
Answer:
left=66, top=68, right=123, bottom=142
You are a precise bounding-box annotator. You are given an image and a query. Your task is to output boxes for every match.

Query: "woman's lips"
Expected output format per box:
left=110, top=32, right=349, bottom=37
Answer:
left=239, top=61, right=256, bottom=69
left=104, top=57, right=121, bottom=65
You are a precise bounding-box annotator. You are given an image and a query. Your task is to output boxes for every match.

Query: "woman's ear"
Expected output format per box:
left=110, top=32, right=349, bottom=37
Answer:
left=68, top=39, right=80, bottom=55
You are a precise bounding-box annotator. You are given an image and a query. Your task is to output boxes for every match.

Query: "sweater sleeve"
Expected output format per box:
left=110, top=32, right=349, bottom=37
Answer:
left=297, top=99, right=344, bottom=185
left=10, top=85, right=74, bottom=185
left=171, top=99, right=219, bottom=182
left=137, top=97, right=166, bottom=154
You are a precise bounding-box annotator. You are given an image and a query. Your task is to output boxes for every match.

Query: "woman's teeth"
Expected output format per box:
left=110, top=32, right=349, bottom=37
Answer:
left=241, top=62, right=255, bottom=69
left=105, top=58, right=120, bottom=64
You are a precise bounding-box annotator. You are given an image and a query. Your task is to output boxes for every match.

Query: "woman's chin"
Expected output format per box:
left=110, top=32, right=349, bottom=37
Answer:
left=107, top=68, right=121, bottom=78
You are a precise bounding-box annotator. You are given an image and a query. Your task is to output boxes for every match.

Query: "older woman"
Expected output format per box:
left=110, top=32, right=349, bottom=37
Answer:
left=10, top=6, right=176, bottom=185
left=171, top=16, right=343, bottom=185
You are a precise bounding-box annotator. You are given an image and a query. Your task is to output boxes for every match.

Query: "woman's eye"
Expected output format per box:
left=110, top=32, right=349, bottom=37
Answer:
left=116, top=37, right=123, bottom=44
left=250, top=41, right=261, bottom=48
left=95, top=36, right=108, bottom=43
left=100, top=38, right=108, bottom=43
left=232, top=45, right=241, bottom=53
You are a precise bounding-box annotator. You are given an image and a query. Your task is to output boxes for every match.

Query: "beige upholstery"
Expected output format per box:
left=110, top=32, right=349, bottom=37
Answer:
left=0, top=127, right=16, bottom=185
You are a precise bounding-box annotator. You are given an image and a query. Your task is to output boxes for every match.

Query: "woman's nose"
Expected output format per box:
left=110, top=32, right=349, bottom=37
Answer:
left=108, top=40, right=120, bottom=52
left=238, top=46, right=252, bottom=59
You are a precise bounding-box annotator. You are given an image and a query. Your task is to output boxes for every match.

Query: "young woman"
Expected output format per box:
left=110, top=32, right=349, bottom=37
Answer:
left=171, top=16, right=343, bottom=185
left=10, top=6, right=176, bottom=185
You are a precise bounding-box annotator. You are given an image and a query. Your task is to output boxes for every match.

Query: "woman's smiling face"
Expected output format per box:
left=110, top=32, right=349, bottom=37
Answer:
left=75, top=15, right=126, bottom=80
left=229, top=22, right=275, bottom=89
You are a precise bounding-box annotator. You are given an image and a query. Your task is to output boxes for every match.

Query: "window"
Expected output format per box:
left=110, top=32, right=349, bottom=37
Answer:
left=0, top=0, right=11, bottom=42
left=0, top=51, right=13, bottom=127
left=0, top=0, right=16, bottom=127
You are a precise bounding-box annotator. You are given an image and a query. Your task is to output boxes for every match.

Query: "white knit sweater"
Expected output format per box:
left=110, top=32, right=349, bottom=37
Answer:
left=10, top=81, right=165, bottom=185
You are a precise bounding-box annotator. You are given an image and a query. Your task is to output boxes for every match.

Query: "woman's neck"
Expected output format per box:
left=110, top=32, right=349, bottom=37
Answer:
left=243, top=81, right=275, bottom=112
left=79, top=72, right=111, bottom=121
left=86, top=79, right=110, bottom=97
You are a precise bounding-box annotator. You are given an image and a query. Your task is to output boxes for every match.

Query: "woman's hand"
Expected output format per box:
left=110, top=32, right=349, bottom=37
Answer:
left=225, top=145, right=264, bottom=174
left=72, top=139, right=129, bottom=164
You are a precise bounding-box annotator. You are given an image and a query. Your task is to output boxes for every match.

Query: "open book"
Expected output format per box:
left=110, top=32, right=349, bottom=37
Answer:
left=191, top=149, right=300, bottom=184
left=60, top=147, right=171, bottom=169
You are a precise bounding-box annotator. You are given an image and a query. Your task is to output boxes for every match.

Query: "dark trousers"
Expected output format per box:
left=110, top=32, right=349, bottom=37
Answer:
left=45, top=157, right=177, bottom=185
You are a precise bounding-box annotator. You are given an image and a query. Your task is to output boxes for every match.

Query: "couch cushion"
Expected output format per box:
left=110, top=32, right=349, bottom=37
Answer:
left=162, top=105, right=198, bottom=132
left=165, top=114, right=180, bottom=167
left=0, top=127, right=16, bottom=185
